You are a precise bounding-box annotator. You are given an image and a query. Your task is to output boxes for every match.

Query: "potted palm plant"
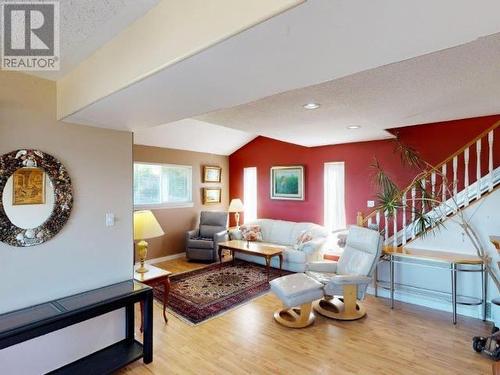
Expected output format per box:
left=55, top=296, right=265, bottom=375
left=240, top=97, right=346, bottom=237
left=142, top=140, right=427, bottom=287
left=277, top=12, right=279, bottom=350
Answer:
left=367, top=135, right=500, bottom=292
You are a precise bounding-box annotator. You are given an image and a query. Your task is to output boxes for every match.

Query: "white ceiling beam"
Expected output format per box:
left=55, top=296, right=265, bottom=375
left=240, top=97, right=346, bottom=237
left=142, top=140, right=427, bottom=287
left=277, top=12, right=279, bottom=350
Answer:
left=56, top=0, right=303, bottom=120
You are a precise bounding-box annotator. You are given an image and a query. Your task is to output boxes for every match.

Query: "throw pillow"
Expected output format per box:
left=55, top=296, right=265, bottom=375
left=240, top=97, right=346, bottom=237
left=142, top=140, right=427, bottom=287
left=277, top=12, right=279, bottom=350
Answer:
left=295, top=230, right=314, bottom=251
left=240, top=225, right=263, bottom=242
left=229, top=228, right=243, bottom=240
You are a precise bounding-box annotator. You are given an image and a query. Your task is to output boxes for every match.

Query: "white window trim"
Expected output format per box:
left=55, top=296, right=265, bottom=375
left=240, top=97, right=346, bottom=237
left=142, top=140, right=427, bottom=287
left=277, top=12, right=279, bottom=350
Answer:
left=134, top=202, right=194, bottom=211
left=134, top=161, right=193, bottom=209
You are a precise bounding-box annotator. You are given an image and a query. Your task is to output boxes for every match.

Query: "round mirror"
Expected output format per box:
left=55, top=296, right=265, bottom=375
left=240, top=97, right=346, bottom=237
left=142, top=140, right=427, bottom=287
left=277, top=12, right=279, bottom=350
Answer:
left=0, top=149, right=73, bottom=247
left=2, top=169, right=55, bottom=229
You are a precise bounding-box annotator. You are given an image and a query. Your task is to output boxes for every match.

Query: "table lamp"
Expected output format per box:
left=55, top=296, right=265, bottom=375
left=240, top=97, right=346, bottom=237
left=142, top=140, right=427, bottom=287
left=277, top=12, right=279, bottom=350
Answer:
left=228, top=198, right=244, bottom=227
left=134, top=210, right=164, bottom=273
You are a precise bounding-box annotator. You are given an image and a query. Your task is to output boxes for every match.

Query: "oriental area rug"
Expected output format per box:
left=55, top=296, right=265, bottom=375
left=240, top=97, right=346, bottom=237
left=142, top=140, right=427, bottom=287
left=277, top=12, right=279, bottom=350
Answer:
left=154, top=260, right=291, bottom=325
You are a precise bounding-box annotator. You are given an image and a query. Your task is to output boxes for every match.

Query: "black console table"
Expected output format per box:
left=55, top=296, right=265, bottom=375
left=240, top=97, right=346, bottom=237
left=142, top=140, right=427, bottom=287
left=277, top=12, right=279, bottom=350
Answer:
left=0, top=280, right=153, bottom=374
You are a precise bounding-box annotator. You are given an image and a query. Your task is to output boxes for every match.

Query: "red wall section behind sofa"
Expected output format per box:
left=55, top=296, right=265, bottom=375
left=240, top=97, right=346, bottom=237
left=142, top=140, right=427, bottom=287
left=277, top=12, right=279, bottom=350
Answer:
left=229, top=115, right=500, bottom=226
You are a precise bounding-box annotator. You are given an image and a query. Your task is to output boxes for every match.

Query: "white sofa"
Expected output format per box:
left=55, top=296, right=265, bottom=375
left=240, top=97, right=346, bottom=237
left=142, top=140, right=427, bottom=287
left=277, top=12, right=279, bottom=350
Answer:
left=229, top=219, right=331, bottom=272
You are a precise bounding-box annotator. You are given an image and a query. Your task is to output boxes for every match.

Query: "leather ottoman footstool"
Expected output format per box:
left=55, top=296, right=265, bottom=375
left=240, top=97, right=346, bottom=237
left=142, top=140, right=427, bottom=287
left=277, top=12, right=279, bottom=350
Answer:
left=270, top=273, right=324, bottom=328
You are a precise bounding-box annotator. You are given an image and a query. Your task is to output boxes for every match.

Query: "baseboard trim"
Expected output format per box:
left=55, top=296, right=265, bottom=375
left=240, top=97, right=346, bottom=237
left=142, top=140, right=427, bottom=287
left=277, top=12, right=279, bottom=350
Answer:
left=146, top=252, right=186, bottom=265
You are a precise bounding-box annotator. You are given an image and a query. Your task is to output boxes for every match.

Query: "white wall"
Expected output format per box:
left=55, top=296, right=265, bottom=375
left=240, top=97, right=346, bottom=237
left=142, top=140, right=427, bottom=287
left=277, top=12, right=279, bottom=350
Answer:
left=372, top=188, right=500, bottom=319
left=0, top=71, right=133, bottom=373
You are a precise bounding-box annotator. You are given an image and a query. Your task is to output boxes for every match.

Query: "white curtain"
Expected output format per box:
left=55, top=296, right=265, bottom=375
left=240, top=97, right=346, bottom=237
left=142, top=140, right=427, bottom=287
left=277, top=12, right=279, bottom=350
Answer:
left=243, top=167, right=257, bottom=223
left=324, top=162, right=346, bottom=232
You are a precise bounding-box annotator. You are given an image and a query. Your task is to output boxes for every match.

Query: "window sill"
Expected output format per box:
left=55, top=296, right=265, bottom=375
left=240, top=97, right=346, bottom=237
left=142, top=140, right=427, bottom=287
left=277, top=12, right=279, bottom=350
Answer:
left=134, top=202, right=194, bottom=211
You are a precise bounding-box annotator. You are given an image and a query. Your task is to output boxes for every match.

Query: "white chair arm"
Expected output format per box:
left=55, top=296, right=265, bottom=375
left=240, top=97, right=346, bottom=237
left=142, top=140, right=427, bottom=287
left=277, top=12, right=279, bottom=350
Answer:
left=307, top=261, right=338, bottom=273
left=328, top=274, right=372, bottom=286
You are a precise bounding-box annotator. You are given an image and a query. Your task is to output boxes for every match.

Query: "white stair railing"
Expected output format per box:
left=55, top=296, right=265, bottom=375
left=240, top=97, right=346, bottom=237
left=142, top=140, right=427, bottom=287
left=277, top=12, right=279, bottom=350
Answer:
left=359, top=121, right=500, bottom=248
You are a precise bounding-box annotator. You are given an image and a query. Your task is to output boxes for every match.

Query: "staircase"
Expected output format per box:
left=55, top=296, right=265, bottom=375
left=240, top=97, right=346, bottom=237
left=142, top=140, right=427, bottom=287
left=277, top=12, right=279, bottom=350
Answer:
left=358, top=120, right=500, bottom=248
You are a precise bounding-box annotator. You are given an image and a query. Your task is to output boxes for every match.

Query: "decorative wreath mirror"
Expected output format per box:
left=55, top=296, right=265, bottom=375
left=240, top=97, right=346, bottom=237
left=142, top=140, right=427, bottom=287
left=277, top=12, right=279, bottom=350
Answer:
left=0, top=149, right=73, bottom=247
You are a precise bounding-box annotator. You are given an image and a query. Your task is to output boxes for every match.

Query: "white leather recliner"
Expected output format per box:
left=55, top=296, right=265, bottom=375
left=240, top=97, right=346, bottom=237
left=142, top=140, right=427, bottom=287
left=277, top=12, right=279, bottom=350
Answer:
left=306, top=225, right=383, bottom=320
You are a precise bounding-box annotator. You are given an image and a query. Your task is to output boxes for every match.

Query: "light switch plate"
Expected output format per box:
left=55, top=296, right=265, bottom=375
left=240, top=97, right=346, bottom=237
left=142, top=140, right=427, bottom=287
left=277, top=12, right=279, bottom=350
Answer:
left=367, top=200, right=375, bottom=208
left=105, top=213, right=115, bottom=227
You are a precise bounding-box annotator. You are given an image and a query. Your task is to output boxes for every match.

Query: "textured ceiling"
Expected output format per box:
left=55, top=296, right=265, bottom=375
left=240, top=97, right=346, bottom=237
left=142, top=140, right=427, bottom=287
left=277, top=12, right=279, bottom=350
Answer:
left=27, top=0, right=160, bottom=80
left=197, top=32, right=500, bottom=147
left=59, top=0, right=500, bottom=154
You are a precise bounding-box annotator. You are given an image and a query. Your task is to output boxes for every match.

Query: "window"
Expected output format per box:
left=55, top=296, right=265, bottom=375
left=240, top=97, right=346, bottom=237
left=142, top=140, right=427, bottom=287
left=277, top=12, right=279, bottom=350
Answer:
left=243, top=167, right=257, bottom=223
left=134, top=163, right=193, bottom=208
left=324, top=162, right=346, bottom=232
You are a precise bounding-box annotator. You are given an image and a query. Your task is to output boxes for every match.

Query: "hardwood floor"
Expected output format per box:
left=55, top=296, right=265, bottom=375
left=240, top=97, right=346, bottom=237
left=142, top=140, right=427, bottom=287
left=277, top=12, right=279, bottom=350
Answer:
left=120, top=257, right=493, bottom=375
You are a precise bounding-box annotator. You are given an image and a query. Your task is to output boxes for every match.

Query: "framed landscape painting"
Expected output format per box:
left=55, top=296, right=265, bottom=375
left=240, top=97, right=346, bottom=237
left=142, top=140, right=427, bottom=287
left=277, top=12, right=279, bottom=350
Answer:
left=270, top=166, right=304, bottom=200
left=203, top=166, right=221, bottom=183
left=203, top=187, right=222, bottom=204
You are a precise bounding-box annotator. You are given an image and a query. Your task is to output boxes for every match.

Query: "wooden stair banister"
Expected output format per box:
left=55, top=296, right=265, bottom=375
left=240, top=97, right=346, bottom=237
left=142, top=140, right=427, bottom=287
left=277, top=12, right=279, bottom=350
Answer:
left=491, top=236, right=500, bottom=252
left=360, top=120, right=500, bottom=247
left=356, top=211, right=364, bottom=226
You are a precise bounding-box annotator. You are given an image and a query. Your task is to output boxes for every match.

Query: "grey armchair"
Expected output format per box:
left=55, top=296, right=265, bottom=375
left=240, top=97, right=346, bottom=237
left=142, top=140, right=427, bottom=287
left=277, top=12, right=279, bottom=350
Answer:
left=306, top=225, right=383, bottom=320
left=186, top=211, right=229, bottom=262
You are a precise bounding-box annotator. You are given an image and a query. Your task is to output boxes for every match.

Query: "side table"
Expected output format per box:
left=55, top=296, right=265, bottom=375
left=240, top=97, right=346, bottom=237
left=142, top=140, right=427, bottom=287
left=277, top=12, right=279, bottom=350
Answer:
left=380, top=247, right=485, bottom=324
left=134, top=264, right=172, bottom=329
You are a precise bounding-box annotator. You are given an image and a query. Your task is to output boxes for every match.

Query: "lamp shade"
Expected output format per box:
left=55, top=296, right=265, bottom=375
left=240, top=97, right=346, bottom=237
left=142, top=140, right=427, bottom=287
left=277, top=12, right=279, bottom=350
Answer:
left=228, top=198, right=244, bottom=213
left=133, top=210, right=164, bottom=240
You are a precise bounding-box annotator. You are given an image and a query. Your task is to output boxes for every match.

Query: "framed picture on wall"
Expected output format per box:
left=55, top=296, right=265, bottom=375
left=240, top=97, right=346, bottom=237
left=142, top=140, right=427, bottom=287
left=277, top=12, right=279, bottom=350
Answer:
left=270, top=166, right=304, bottom=200
left=203, top=166, right=221, bottom=183
left=203, top=187, right=222, bottom=204
left=12, top=168, right=46, bottom=205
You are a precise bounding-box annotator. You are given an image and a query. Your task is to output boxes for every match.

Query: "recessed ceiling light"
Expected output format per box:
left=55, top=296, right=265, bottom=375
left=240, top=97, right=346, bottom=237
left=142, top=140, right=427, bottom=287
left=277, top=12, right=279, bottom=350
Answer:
left=347, top=125, right=361, bottom=129
left=303, top=103, right=320, bottom=110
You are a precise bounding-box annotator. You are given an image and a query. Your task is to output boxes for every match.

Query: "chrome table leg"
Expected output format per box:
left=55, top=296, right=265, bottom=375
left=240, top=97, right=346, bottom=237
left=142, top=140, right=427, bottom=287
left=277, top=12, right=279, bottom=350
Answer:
left=451, top=263, right=457, bottom=324
left=390, top=255, right=394, bottom=309
left=483, top=264, right=488, bottom=321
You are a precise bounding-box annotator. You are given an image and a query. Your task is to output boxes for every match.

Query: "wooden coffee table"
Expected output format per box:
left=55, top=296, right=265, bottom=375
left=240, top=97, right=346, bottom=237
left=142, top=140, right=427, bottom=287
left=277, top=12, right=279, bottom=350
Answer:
left=218, top=240, right=284, bottom=281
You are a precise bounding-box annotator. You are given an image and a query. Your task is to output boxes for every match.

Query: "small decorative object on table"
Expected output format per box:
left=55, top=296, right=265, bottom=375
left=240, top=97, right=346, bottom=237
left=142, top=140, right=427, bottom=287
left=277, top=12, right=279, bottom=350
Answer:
left=133, top=210, right=165, bottom=273
left=203, top=165, right=221, bottom=183
left=228, top=198, right=244, bottom=227
left=134, top=264, right=172, bottom=328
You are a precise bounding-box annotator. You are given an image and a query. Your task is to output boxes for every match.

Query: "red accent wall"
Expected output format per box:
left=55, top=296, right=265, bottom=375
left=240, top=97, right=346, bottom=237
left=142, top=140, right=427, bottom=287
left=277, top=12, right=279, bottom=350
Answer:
left=229, top=115, right=500, bottom=226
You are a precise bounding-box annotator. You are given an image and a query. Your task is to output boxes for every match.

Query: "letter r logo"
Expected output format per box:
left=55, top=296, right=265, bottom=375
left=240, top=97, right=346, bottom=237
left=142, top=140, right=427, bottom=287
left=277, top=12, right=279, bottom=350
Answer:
left=1, top=1, right=59, bottom=71
left=3, top=3, right=55, bottom=56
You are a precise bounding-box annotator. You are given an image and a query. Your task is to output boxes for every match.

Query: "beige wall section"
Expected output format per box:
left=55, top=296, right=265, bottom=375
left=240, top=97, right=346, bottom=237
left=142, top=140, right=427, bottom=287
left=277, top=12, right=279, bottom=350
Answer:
left=133, top=145, right=229, bottom=259
left=0, top=71, right=133, bottom=313
left=57, top=0, right=304, bottom=120
left=0, top=71, right=133, bottom=372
